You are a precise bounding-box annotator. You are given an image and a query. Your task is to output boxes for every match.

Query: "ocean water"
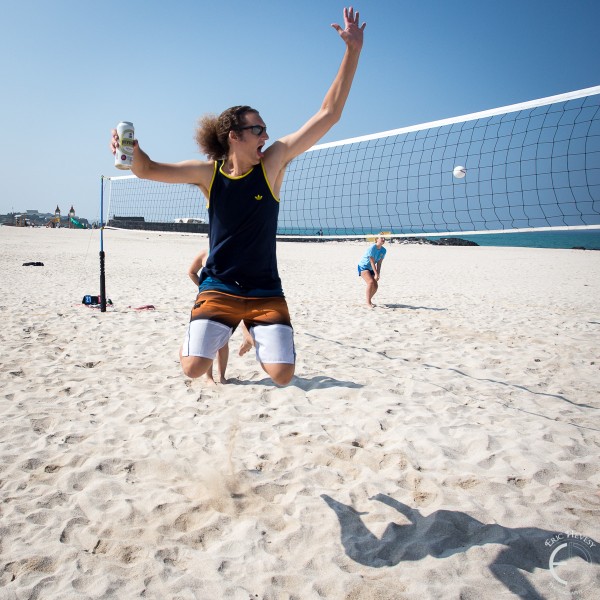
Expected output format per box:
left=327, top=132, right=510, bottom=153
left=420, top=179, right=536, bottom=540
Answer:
left=279, top=228, right=600, bottom=249
left=429, top=229, right=600, bottom=250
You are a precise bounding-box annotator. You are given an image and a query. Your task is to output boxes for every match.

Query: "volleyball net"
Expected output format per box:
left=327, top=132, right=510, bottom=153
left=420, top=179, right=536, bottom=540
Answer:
left=102, top=85, right=600, bottom=239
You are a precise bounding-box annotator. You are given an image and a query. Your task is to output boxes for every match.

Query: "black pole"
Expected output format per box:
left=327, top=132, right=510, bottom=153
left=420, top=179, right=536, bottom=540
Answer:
left=99, top=250, right=106, bottom=312
left=100, top=176, right=107, bottom=312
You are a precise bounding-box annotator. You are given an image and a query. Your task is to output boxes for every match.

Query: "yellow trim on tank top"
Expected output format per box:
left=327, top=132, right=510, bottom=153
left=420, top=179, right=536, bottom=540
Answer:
left=219, top=162, right=254, bottom=180
left=206, top=161, right=219, bottom=209
left=210, top=159, right=279, bottom=203
left=260, top=160, right=280, bottom=202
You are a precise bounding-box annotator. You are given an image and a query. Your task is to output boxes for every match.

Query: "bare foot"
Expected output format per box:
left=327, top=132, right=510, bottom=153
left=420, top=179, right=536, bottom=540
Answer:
left=203, top=373, right=217, bottom=386
left=239, top=339, right=253, bottom=356
left=219, top=375, right=229, bottom=384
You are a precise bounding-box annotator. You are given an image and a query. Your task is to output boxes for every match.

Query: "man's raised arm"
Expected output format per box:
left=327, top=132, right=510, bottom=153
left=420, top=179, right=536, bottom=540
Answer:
left=268, top=7, right=366, bottom=172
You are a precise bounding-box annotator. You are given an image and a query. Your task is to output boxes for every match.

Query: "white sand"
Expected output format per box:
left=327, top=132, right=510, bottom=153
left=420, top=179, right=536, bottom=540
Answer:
left=1, top=226, right=599, bottom=599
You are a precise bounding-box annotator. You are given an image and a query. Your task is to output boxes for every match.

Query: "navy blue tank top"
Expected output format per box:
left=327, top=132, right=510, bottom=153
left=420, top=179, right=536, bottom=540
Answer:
left=201, top=160, right=281, bottom=292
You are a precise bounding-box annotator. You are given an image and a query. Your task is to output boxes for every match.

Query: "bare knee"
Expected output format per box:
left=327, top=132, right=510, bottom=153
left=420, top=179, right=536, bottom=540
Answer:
left=180, top=355, right=213, bottom=379
left=263, top=363, right=295, bottom=386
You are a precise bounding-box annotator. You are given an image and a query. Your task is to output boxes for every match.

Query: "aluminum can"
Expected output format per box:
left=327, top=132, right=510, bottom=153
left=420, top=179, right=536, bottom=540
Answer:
left=115, top=121, right=135, bottom=170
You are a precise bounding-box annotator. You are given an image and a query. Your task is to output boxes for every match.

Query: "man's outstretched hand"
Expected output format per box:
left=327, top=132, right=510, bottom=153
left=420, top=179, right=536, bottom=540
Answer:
left=331, top=6, right=366, bottom=52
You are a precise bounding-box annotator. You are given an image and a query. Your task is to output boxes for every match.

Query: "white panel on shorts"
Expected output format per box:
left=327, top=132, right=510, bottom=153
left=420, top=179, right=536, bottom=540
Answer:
left=252, top=324, right=295, bottom=365
left=181, top=319, right=232, bottom=359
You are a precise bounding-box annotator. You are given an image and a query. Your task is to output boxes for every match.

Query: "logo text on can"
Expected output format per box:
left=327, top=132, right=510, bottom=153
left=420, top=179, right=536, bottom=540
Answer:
left=115, top=121, right=134, bottom=170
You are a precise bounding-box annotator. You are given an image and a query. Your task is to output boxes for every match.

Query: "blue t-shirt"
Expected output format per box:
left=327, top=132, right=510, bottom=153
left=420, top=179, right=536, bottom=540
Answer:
left=358, top=244, right=386, bottom=270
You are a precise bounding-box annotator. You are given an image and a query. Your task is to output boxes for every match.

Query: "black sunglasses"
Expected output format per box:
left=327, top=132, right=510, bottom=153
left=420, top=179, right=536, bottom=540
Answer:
left=238, top=125, right=267, bottom=136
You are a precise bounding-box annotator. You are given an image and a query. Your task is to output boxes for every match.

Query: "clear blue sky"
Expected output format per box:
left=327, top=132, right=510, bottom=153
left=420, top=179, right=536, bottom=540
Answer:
left=1, top=0, right=598, bottom=221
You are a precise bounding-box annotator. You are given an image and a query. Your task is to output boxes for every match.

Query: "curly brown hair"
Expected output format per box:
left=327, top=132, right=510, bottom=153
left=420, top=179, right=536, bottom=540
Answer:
left=194, top=105, right=258, bottom=160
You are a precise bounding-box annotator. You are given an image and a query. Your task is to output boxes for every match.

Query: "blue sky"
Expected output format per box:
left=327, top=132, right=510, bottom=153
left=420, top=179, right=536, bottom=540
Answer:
left=1, top=0, right=598, bottom=221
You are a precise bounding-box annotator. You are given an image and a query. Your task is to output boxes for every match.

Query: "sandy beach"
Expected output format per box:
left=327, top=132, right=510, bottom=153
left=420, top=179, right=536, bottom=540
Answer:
left=1, top=225, right=599, bottom=599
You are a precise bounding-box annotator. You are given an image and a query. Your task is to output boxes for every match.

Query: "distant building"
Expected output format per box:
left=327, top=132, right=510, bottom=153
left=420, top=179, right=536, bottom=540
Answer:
left=0, top=207, right=90, bottom=228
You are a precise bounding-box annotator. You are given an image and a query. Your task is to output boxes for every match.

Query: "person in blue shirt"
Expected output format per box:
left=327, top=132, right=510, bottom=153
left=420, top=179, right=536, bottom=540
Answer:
left=357, top=235, right=386, bottom=308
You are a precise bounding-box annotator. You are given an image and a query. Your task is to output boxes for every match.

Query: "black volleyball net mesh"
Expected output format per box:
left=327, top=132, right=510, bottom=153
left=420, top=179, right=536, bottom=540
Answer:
left=103, top=86, right=600, bottom=238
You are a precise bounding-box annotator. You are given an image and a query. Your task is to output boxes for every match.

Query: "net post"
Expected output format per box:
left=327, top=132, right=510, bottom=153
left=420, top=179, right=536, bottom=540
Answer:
left=100, top=176, right=107, bottom=313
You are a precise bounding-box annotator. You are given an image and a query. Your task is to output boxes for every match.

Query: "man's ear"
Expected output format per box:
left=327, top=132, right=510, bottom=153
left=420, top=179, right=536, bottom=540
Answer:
left=229, top=129, right=239, bottom=142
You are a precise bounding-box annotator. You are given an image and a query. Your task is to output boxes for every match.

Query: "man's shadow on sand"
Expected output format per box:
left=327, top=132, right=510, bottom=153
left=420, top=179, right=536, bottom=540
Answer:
left=322, top=494, right=599, bottom=599
left=229, top=375, right=363, bottom=389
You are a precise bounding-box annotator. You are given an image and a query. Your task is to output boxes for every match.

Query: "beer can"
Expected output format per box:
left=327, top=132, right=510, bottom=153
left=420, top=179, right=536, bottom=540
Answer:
left=115, top=121, right=135, bottom=170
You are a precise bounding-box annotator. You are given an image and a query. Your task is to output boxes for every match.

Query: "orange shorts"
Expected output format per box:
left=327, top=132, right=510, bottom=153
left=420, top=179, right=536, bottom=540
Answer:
left=182, top=291, right=295, bottom=364
left=190, top=291, right=292, bottom=329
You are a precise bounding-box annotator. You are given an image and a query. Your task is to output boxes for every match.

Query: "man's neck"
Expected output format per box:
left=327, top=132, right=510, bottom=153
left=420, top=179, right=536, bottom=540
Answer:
left=223, top=153, right=257, bottom=177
